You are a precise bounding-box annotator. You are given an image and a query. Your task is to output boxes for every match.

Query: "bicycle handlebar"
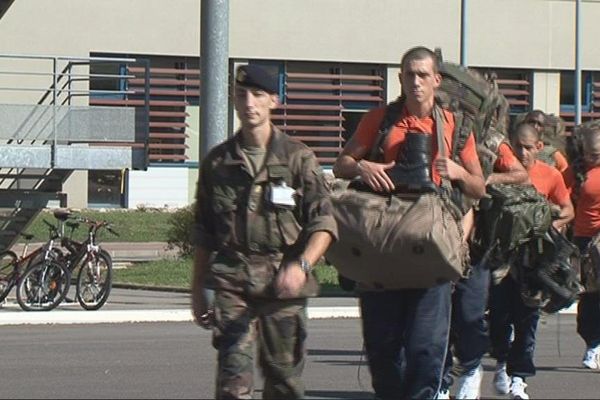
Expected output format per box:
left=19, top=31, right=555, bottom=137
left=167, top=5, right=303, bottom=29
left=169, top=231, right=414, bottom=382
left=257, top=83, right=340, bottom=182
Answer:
left=64, top=215, right=119, bottom=237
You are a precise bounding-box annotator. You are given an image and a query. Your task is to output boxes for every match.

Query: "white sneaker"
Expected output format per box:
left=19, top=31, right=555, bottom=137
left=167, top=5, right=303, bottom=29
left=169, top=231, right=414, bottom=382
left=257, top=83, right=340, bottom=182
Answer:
left=582, top=345, right=600, bottom=369
left=493, top=362, right=510, bottom=395
left=436, top=388, right=450, bottom=399
left=455, top=364, right=483, bottom=399
left=510, top=377, right=529, bottom=399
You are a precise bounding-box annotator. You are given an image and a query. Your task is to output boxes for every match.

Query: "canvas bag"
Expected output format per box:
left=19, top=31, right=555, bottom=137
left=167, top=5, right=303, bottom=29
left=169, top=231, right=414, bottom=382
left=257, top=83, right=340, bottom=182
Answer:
left=326, top=107, right=465, bottom=289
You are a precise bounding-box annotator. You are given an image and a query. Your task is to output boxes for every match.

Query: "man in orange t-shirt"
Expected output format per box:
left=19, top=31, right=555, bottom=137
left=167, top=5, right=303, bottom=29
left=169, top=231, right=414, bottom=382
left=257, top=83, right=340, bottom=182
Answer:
left=525, top=110, right=569, bottom=172
left=440, top=134, right=528, bottom=400
left=488, top=122, right=574, bottom=399
left=333, top=46, right=486, bottom=400
left=563, top=120, right=600, bottom=371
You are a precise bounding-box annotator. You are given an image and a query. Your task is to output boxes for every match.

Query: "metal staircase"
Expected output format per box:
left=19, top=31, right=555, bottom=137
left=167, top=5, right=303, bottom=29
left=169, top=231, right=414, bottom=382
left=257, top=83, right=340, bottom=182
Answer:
left=0, top=54, right=150, bottom=250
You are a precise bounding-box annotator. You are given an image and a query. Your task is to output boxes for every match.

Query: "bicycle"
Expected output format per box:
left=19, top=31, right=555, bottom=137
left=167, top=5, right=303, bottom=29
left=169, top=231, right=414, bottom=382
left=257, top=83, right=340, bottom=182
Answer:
left=58, top=210, right=117, bottom=310
left=0, top=217, right=72, bottom=311
left=0, top=232, right=38, bottom=304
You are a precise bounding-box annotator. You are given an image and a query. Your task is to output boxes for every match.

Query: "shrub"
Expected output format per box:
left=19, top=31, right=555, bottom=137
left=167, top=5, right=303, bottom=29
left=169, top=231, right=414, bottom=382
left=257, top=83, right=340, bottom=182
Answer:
left=166, top=205, right=195, bottom=257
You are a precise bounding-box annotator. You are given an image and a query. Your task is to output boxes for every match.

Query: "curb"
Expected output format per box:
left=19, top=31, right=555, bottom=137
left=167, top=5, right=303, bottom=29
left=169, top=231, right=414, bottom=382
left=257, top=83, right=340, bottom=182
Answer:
left=0, top=305, right=361, bottom=326
left=0, top=301, right=577, bottom=326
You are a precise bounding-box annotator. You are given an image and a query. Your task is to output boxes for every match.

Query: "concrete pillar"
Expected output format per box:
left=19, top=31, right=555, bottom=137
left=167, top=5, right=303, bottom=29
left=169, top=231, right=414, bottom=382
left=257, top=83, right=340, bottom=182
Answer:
left=532, top=71, right=561, bottom=115
left=387, top=66, right=401, bottom=103
left=62, top=170, right=88, bottom=208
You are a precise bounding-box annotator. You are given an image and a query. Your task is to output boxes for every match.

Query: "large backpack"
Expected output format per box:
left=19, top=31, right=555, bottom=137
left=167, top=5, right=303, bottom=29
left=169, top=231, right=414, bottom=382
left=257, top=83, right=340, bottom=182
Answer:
left=435, top=53, right=511, bottom=179
left=581, top=232, right=600, bottom=293
left=515, top=227, right=584, bottom=313
left=476, top=183, right=552, bottom=261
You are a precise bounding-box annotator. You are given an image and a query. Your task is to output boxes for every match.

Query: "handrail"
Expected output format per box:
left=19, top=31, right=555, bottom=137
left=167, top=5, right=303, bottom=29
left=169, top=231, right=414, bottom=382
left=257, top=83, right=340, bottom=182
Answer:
left=0, top=53, right=151, bottom=170
left=0, top=53, right=136, bottom=63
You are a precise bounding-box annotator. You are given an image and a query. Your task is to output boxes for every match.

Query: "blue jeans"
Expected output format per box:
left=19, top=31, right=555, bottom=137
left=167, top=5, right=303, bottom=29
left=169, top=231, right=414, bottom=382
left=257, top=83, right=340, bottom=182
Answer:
left=442, top=264, right=490, bottom=389
left=488, top=274, right=540, bottom=378
left=359, top=283, right=452, bottom=399
left=574, top=236, right=600, bottom=348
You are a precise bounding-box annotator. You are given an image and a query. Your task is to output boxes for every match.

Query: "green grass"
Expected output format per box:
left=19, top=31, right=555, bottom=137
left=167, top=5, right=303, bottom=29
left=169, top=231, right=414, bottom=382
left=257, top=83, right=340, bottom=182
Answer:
left=23, top=209, right=173, bottom=243
left=113, top=258, right=349, bottom=296
left=114, top=257, right=193, bottom=288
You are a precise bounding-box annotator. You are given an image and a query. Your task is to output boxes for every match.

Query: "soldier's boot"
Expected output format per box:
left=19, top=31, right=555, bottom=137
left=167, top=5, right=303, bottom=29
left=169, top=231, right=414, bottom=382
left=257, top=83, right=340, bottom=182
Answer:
left=387, top=132, right=436, bottom=193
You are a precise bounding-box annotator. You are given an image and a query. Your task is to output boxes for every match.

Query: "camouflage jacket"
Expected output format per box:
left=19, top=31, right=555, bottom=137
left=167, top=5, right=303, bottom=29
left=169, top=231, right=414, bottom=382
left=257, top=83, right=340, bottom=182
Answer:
left=194, top=126, right=338, bottom=297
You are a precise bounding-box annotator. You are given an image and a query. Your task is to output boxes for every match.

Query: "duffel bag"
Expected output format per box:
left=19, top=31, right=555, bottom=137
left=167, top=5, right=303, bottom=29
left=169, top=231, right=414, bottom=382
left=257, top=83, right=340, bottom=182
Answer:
left=325, top=185, right=465, bottom=289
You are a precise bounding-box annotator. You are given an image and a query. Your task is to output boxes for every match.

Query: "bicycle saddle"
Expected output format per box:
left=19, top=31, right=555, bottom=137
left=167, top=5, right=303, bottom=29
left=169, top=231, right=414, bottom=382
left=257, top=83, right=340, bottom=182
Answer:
left=53, top=209, right=72, bottom=221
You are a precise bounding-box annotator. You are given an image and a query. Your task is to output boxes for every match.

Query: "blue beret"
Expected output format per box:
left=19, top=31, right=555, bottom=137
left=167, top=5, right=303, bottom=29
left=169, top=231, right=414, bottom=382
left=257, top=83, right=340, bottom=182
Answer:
left=235, top=65, right=278, bottom=94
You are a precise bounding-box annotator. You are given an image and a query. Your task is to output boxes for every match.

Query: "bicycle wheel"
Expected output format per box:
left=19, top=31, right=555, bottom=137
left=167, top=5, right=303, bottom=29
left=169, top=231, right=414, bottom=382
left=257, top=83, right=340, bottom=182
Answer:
left=16, top=260, right=71, bottom=311
left=76, top=249, right=112, bottom=310
left=0, top=250, right=18, bottom=303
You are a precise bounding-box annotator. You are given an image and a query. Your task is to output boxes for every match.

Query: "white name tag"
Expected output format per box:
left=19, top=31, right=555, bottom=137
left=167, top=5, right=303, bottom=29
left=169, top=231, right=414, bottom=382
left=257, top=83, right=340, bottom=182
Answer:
left=270, top=182, right=296, bottom=207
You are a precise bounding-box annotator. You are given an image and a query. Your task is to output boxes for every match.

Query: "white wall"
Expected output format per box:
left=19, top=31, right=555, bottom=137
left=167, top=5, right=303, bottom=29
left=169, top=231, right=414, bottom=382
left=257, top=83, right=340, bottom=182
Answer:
left=127, top=167, right=192, bottom=208
left=2, top=0, right=600, bottom=69
left=533, top=71, right=561, bottom=115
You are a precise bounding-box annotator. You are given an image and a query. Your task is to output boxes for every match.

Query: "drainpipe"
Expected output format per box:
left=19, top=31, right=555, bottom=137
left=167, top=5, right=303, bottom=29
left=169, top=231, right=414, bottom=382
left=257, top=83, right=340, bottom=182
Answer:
left=460, top=0, right=468, bottom=67
left=200, top=0, right=229, bottom=158
left=575, top=0, right=582, bottom=126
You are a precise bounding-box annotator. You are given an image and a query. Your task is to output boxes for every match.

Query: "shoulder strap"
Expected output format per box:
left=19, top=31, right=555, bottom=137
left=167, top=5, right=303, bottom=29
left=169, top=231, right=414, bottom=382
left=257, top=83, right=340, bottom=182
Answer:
left=433, top=105, right=452, bottom=192
left=366, top=96, right=405, bottom=162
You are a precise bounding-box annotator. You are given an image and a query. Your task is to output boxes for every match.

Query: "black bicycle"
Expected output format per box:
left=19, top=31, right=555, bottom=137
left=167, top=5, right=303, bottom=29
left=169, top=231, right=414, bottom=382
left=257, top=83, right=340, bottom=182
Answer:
left=57, top=210, right=117, bottom=310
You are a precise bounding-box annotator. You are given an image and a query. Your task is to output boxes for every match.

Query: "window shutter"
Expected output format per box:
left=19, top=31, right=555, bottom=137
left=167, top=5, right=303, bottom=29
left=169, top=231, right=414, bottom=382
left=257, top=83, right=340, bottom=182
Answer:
left=272, top=63, right=385, bottom=166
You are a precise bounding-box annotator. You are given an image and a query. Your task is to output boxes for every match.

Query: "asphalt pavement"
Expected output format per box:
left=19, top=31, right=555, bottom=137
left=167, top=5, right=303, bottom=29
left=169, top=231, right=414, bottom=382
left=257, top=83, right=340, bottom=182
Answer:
left=0, top=242, right=596, bottom=399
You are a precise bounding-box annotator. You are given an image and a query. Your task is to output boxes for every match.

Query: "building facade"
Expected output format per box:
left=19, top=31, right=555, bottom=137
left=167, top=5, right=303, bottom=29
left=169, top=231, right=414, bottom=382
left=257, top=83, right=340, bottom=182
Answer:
left=0, top=0, right=598, bottom=209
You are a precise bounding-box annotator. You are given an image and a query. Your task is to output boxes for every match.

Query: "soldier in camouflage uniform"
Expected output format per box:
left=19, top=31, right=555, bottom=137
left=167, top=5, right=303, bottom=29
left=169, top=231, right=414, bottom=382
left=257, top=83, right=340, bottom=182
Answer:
left=191, top=64, right=337, bottom=400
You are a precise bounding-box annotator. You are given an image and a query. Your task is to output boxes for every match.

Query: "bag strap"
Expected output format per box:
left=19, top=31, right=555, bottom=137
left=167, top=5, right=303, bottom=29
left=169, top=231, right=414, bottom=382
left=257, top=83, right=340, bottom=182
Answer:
left=367, top=96, right=405, bottom=162
left=433, top=105, right=453, bottom=192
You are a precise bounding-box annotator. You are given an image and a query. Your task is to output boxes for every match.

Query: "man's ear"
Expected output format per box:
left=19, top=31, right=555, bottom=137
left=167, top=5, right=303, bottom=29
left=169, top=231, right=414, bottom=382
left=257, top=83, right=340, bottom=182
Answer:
left=536, top=141, right=545, bottom=151
left=269, top=94, right=280, bottom=110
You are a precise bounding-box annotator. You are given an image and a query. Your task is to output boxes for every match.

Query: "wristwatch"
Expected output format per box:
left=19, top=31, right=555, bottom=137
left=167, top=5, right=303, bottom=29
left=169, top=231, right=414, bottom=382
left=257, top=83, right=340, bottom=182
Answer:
left=299, top=257, right=312, bottom=274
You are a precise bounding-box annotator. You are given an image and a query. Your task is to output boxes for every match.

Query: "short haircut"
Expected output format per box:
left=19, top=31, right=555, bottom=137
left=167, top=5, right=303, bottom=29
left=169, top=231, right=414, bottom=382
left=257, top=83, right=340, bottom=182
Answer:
left=512, top=121, right=540, bottom=142
left=576, top=119, right=600, bottom=141
left=525, top=109, right=546, bottom=122
left=401, top=46, right=439, bottom=74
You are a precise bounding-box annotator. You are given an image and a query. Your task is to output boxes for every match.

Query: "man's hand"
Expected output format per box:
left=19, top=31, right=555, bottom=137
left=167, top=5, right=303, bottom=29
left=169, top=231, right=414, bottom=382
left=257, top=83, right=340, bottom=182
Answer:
left=358, top=160, right=396, bottom=192
left=434, top=157, right=464, bottom=181
left=191, top=287, right=213, bottom=329
left=274, top=261, right=307, bottom=298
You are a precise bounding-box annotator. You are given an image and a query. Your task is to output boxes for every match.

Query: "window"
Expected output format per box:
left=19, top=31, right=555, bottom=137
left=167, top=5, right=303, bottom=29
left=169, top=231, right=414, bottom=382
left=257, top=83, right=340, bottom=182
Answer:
left=88, top=170, right=124, bottom=208
left=89, top=62, right=127, bottom=99
left=560, top=70, right=593, bottom=113
left=267, top=60, right=385, bottom=166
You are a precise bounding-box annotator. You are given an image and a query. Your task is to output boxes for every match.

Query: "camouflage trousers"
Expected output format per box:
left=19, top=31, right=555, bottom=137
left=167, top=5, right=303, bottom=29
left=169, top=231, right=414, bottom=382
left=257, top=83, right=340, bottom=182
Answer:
left=212, top=289, right=308, bottom=399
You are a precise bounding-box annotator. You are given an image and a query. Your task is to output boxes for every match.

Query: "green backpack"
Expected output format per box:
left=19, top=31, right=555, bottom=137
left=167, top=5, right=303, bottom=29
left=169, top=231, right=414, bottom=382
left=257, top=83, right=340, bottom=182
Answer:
left=435, top=53, right=511, bottom=179
left=477, top=183, right=552, bottom=258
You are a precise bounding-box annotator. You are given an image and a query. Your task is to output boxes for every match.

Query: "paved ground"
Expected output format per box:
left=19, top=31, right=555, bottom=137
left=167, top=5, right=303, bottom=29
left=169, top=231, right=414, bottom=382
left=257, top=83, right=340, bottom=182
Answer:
left=0, top=315, right=598, bottom=399
left=0, top=287, right=361, bottom=325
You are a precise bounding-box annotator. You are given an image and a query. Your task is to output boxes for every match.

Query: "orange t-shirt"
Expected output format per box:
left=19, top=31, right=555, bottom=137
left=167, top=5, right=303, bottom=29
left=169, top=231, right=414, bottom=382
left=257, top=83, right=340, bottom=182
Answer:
left=353, top=106, right=479, bottom=185
left=553, top=151, right=569, bottom=173
left=564, top=165, right=600, bottom=237
left=493, top=142, right=520, bottom=173
left=528, top=160, right=570, bottom=206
